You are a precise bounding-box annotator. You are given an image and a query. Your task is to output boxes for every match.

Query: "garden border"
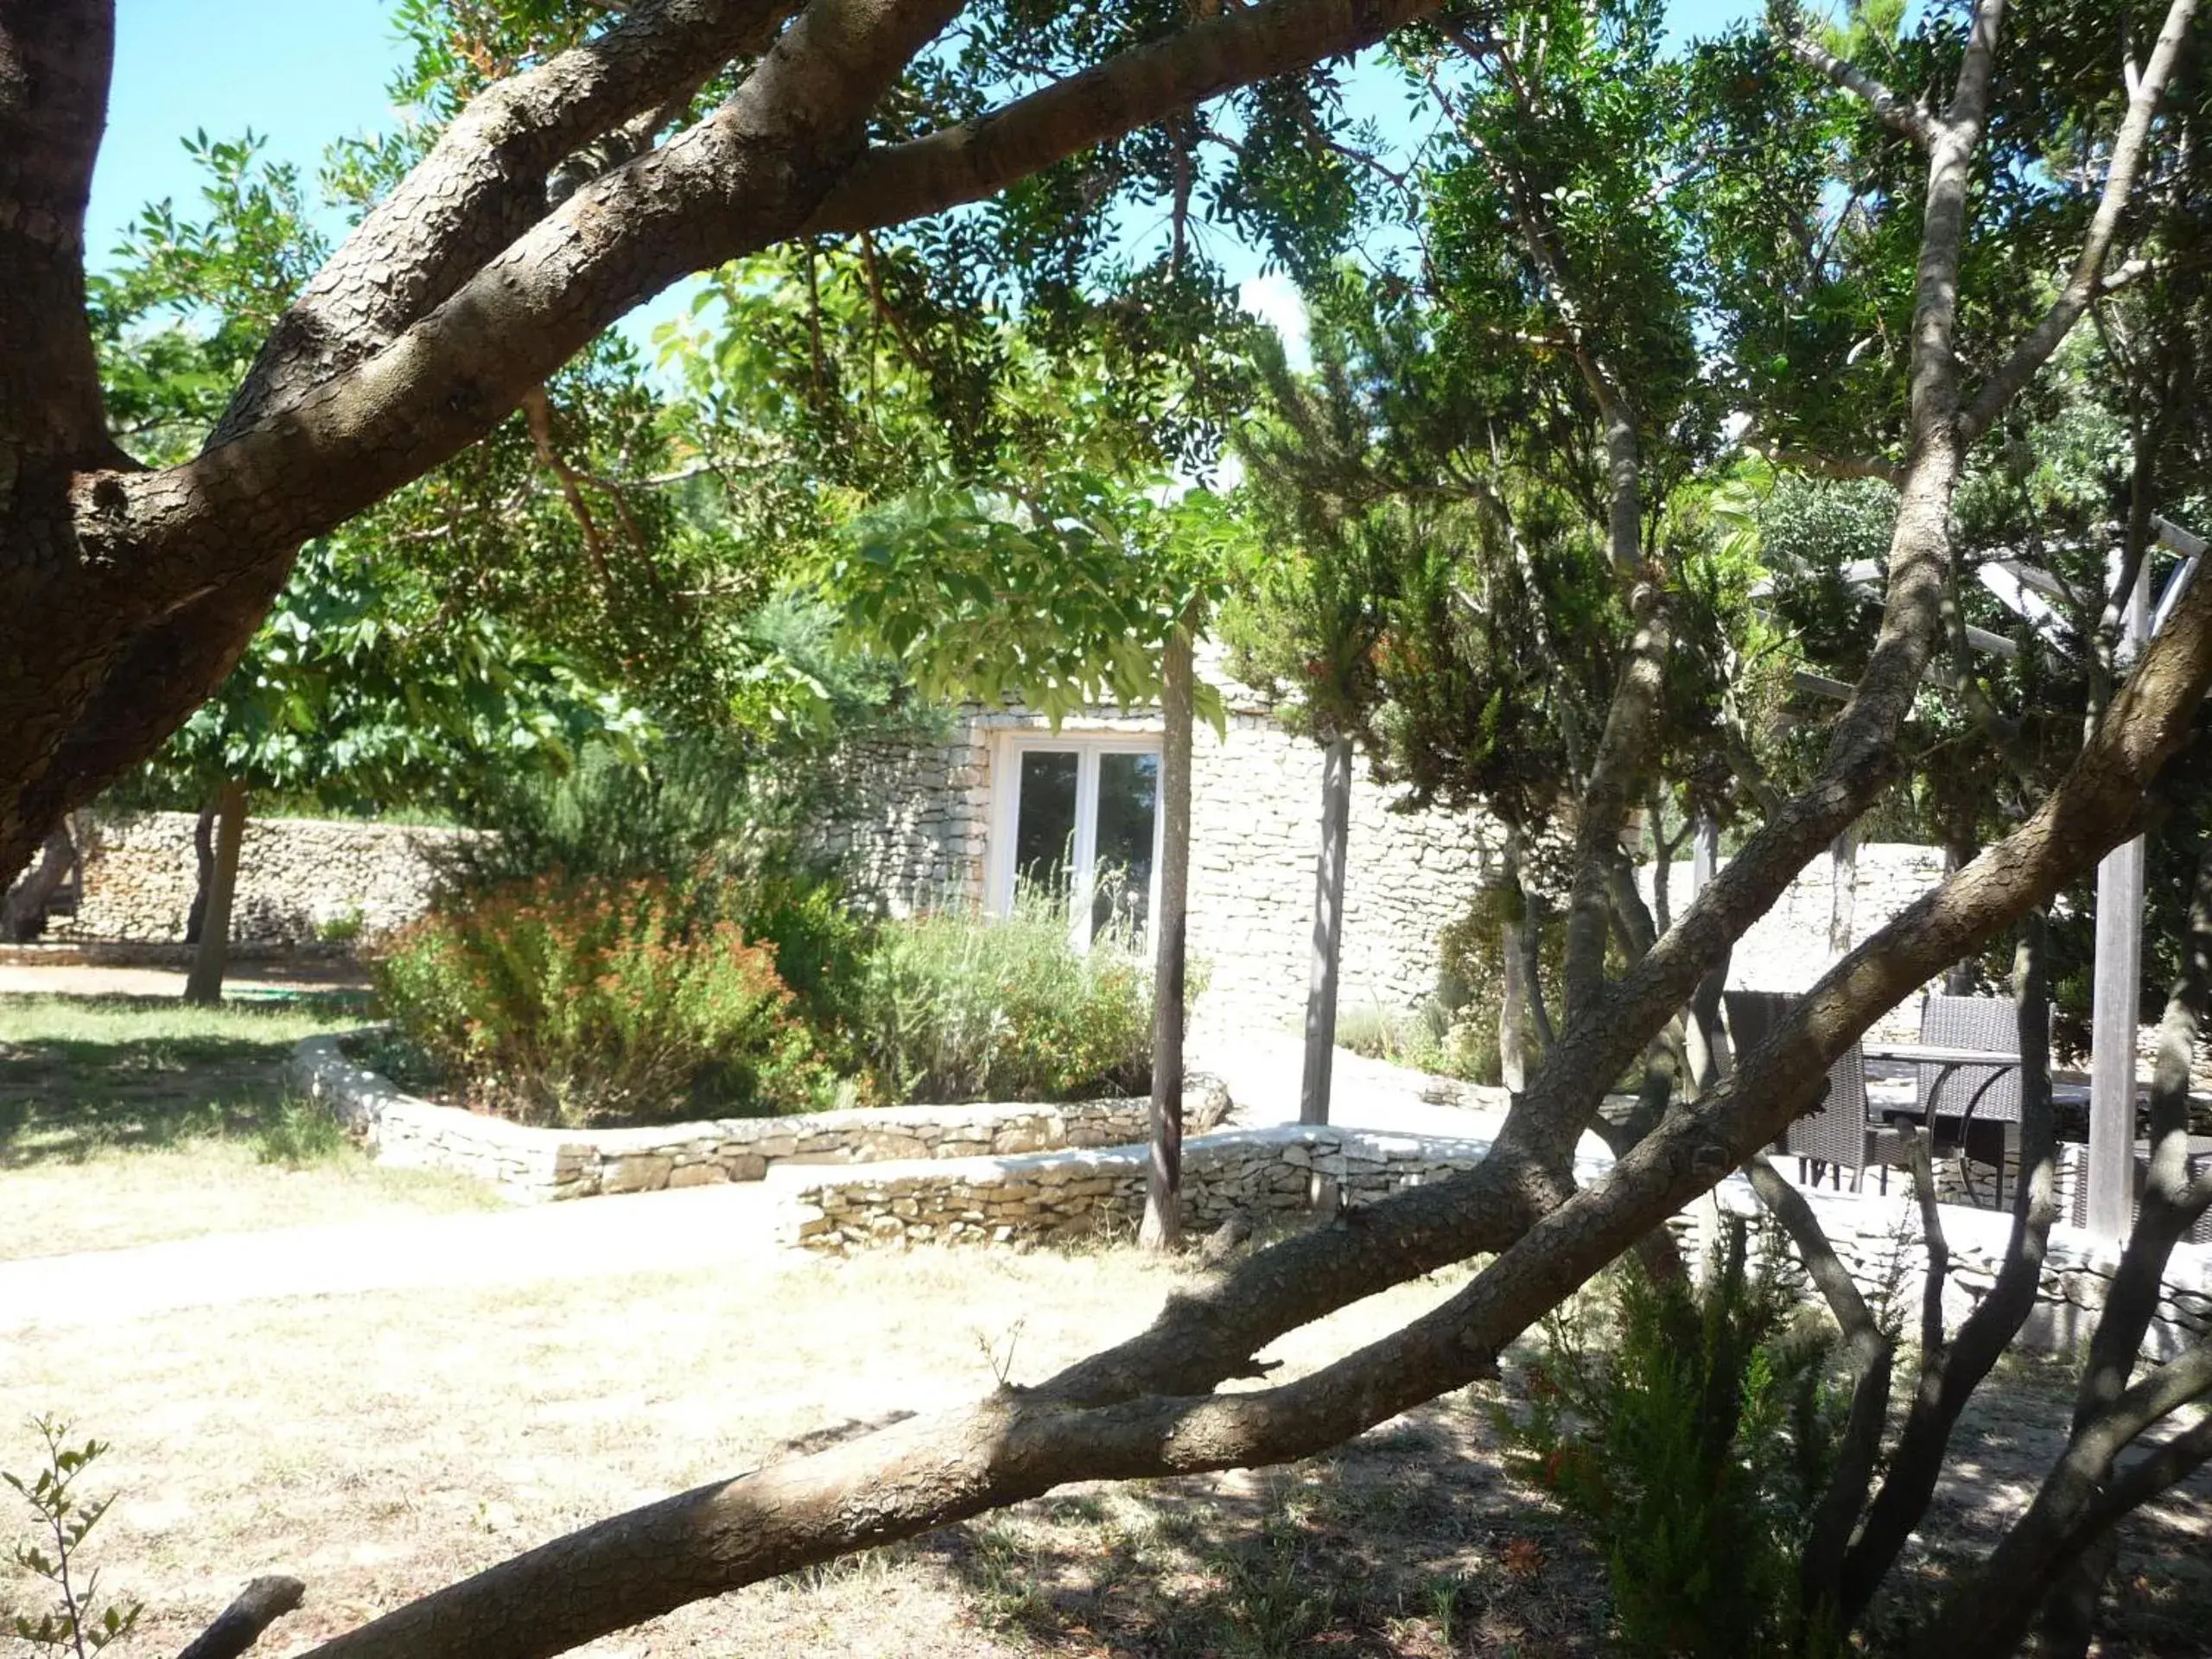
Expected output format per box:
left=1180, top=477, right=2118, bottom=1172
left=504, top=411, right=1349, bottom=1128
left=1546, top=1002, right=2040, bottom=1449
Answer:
left=288, top=1030, right=1230, bottom=1203
left=780, top=1125, right=2212, bottom=1361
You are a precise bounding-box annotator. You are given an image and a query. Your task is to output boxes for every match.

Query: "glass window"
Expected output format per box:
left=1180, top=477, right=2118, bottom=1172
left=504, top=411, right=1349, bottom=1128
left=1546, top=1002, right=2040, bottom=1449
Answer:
left=1012, top=750, right=1079, bottom=904
left=994, top=739, right=1164, bottom=947
left=1091, top=752, right=1160, bottom=943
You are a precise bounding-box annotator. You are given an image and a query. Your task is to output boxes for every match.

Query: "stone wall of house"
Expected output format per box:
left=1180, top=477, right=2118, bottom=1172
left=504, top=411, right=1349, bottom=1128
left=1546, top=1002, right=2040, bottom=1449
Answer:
left=809, top=698, right=1503, bottom=1032
left=783, top=1122, right=2212, bottom=1361
left=1186, top=713, right=1500, bottom=1030
left=53, top=811, right=463, bottom=944
left=799, top=726, right=994, bottom=914
left=289, top=1032, right=1229, bottom=1202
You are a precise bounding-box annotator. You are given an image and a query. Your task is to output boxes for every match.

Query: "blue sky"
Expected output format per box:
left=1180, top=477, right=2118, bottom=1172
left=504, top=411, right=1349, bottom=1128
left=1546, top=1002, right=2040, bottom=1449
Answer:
left=90, top=0, right=1765, bottom=348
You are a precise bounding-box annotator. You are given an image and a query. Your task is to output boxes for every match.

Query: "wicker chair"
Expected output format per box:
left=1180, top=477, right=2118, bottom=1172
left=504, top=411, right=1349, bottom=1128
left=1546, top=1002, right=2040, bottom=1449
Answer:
left=1913, top=994, right=2026, bottom=1201
left=2066, top=1141, right=2212, bottom=1246
left=1724, top=989, right=1902, bottom=1192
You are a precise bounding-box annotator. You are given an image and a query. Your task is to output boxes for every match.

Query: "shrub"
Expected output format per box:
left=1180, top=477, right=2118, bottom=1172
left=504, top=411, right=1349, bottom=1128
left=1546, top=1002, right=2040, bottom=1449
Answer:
left=1490, top=1222, right=1843, bottom=1659
left=371, top=874, right=830, bottom=1126
left=853, top=897, right=1152, bottom=1103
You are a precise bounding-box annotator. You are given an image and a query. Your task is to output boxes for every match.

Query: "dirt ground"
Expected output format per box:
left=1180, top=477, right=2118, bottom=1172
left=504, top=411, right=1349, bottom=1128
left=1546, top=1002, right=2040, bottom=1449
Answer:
left=3, top=1240, right=2206, bottom=1658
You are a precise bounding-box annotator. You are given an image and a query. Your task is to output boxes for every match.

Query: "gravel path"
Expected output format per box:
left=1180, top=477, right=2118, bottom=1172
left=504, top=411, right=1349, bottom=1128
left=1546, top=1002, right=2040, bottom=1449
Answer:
left=0, top=1179, right=799, bottom=1332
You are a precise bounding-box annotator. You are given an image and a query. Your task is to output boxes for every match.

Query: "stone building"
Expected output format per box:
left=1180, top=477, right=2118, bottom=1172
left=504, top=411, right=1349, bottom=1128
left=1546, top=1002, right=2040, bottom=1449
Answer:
left=804, top=658, right=1506, bottom=1032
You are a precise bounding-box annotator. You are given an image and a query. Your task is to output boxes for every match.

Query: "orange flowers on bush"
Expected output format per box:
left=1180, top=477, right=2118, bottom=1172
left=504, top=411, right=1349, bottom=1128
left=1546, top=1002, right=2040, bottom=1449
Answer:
left=370, top=874, right=830, bottom=1127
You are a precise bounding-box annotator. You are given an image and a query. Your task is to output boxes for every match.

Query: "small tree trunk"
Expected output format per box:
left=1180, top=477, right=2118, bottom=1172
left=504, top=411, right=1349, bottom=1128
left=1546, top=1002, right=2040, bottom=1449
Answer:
left=183, top=780, right=248, bottom=1006
left=186, top=798, right=218, bottom=943
left=1684, top=816, right=1730, bottom=1096
left=1141, top=628, right=1195, bottom=1253
left=1497, top=836, right=1531, bottom=1096
left=1828, top=823, right=1859, bottom=956
left=1300, top=734, right=1354, bottom=1121
left=1, top=822, right=76, bottom=941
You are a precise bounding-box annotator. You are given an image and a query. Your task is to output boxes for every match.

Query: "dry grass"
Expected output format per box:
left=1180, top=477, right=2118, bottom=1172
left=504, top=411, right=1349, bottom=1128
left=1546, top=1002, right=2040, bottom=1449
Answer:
left=0, top=1241, right=1611, bottom=1658
left=5, top=1234, right=2203, bottom=1657
left=0, top=993, right=495, bottom=1259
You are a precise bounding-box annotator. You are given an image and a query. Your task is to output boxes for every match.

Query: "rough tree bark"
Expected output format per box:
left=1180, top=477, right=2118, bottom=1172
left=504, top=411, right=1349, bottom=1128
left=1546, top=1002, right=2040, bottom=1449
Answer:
left=1141, top=624, right=1194, bottom=1252
left=0, top=0, right=1464, bottom=886
left=182, top=779, right=246, bottom=1006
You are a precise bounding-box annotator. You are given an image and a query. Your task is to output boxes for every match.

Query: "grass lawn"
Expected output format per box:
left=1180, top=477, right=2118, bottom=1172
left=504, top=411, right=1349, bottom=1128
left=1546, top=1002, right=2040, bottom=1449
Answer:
left=0, top=993, right=496, bottom=1261
left=2, top=1240, right=2206, bottom=1658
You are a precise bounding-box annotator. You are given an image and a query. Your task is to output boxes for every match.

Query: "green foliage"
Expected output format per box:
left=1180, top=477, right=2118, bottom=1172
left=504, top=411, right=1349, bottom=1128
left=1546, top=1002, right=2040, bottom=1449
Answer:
left=828, top=470, right=1245, bottom=729
left=252, top=1098, right=352, bottom=1167
left=851, top=895, right=1154, bottom=1104
left=1491, top=1224, right=1842, bottom=1658
left=5, top=1420, right=143, bottom=1659
left=371, top=876, right=832, bottom=1126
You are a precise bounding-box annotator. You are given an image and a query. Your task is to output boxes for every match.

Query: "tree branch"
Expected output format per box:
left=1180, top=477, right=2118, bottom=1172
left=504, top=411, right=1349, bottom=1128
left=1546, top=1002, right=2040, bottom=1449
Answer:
left=216, top=0, right=797, bottom=435
left=1777, top=19, right=1935, bottom=147
left=1958, top=0, right=2200, bottom=444
left=804, top=0, right=1452, bottom=234
left=176, top=1576, right=307, bottom=1659
left=283, top=462, right=2212, bottom=1659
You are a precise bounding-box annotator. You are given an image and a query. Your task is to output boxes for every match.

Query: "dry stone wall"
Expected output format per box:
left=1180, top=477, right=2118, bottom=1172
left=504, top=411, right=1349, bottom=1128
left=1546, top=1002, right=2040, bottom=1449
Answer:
left=56, top=811, right=462, bottom=944
left=289, top=1033, right=1228, bottom=1202
left=782, top=1120, right=2212, bottom=1362
left=785, top=1123, right=1495, bottom=1250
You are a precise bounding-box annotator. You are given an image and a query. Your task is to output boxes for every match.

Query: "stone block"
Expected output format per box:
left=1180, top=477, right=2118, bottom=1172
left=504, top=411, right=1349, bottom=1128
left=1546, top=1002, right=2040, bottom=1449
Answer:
left=603, top=1154, right=674, bottom=1194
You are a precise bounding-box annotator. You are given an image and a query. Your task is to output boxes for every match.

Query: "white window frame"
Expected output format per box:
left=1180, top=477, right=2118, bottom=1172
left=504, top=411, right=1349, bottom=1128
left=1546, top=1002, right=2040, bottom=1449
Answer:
left=986, top=731, right=1166, bottom=949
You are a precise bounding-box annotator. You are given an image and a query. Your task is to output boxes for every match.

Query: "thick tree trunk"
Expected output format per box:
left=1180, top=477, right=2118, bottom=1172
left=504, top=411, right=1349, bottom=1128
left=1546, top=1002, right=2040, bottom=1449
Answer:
left=1299, top=733, right=1352, bottom=1123
left=1, top=822, right=75, bottom=941
left=182, top=780, right=246, bottom=1006
left=1141, top=626, right=1194, bottom=1252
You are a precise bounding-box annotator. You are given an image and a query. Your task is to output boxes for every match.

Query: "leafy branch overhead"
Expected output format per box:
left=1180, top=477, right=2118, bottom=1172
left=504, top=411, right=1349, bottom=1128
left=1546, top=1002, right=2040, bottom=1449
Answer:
left=827, top=473, right=1244, bottom=730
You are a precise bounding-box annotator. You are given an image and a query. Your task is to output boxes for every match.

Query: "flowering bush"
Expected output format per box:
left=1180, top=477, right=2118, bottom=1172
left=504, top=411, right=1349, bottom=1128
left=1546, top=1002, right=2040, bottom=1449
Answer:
left=371, top=875, right=830, bottom=1126
left=852, top=898, right=1153, bottom=1104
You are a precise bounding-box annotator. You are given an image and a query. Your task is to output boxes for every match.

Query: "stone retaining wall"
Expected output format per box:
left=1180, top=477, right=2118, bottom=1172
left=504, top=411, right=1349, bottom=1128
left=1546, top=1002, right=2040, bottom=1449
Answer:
left=289, top=1033, right=1228, bottom=1202
left=785, top=1123, right=1492, bottom=1250
left=782, top=1122, right=2212, bottom=1361
left=56, top=811, right=462, bottom=944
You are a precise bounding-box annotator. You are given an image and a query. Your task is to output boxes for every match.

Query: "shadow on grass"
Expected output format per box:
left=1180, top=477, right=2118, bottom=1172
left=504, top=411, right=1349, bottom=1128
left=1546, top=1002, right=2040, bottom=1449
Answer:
left=0, top=992, right=368, bottom=1168
left=915, top=1406, right=1608, bottom=1658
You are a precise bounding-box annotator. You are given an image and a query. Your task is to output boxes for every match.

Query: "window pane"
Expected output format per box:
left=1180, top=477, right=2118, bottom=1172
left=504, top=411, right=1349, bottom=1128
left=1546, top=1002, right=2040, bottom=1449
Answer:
left=1013, top=751, right=1079, bottom=905
left=1092, top=751, right=1160, bottom=941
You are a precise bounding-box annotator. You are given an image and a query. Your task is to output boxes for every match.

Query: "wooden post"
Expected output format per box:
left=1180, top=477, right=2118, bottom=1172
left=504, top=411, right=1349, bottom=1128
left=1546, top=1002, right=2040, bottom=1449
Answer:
left=183, top=780, right=248, bottom=1006
left=2087, top=567, right=2151, bottom=1239
left=1140, top=627, right=1194, bottom=1252
left=1300, top=734, right=1352, bottom=1125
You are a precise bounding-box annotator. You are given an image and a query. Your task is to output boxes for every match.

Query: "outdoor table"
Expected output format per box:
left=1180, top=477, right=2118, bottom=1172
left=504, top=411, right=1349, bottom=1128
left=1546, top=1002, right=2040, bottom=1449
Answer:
left=1859, top=1040, right=2025, bottom=1206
